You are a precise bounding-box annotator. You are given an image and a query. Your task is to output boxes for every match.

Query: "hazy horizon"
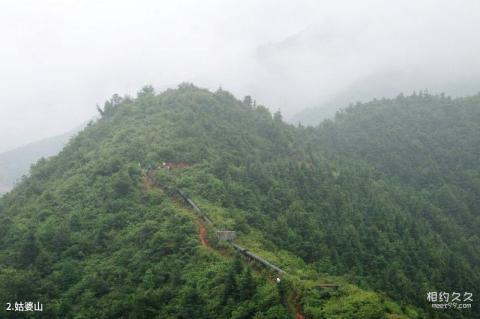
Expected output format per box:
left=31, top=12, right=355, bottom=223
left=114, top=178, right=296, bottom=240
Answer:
left=1, top=0, right=479, bottom=152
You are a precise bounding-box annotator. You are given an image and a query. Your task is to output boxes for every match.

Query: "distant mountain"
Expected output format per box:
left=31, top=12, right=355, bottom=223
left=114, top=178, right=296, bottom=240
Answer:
left=288, top=68, right=480, bottom=126
left=0, top=85, right=478, bottom=318
left=0, top=127, right=82, bottom=194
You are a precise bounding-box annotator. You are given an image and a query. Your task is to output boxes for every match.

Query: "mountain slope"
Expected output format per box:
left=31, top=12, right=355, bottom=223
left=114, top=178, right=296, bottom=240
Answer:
left=309, top=92, right=480, bottom=315
left=0, top=84, right=477, bottom=318
left=313, top=92, right=480, bottom=236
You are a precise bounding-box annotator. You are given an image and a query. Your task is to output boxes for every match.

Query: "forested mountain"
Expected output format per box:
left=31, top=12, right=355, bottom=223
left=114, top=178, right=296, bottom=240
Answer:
left=307, top=92, right=480, bottom=317
left=0, top=85, right=477, bottom=318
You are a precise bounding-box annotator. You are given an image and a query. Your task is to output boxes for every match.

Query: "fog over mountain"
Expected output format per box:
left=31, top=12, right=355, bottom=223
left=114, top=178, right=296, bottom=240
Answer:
left=1, top=0, right=479, bottom=151
left=256, top=16, right=480, bottom=123
left=0, top=125, right=82, bottom=194
left=289, top=67, right=480, bottom=125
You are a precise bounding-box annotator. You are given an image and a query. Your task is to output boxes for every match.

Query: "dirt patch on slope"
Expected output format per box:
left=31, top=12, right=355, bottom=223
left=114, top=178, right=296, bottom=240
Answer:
left=198, top=219, right=210, bottom=248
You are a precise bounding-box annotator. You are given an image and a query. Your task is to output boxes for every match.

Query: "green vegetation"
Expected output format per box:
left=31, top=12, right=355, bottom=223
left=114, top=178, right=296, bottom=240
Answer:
left=0, top=84, right=478, bottom=318
left=311, top=92, right=480, bottom=311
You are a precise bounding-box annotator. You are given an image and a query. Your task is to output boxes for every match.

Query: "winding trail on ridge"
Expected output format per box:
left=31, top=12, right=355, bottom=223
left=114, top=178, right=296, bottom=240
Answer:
left=142, top=168, right=305, bottom=319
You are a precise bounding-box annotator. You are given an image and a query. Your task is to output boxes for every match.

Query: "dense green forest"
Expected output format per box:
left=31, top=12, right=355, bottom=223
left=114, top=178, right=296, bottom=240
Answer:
left=0, top=85, right=478, bottom=318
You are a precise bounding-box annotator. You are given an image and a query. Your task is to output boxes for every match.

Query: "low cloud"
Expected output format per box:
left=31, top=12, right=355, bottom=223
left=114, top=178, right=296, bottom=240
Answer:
left=1, top=0, right=479, bottom=151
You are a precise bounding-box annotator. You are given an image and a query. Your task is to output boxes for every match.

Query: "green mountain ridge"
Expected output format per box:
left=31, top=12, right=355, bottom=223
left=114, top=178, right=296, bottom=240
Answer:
left=0, top=84, right=478, bottom=318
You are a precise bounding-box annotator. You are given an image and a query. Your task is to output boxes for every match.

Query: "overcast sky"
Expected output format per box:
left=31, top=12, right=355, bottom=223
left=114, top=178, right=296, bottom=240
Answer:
left=1, top=0, right=479, bottom=152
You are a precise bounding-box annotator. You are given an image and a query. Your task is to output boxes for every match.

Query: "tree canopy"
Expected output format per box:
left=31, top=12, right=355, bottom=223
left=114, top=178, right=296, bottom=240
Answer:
left=0, top=85, right=478, bottom=318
